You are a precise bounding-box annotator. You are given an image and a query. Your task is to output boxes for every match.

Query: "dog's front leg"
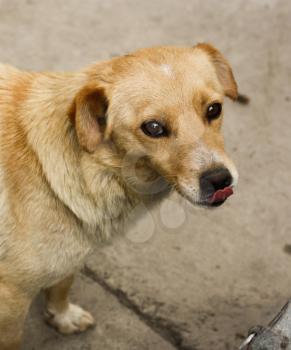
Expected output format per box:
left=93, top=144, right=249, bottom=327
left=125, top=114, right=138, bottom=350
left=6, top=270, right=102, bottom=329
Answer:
left=44, top=274, right=95, bottom=334
left=0, top=282, right=31, bottom=350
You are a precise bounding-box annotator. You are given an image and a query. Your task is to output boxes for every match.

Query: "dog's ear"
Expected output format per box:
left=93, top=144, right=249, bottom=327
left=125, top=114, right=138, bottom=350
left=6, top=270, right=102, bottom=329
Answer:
left=195, top=43, right=238, bottom=100
left=68, top=85, right=109, bottom=153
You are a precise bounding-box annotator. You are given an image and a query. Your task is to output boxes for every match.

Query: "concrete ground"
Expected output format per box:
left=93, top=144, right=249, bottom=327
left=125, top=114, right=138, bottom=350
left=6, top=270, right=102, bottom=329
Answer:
left=1, top=0, right=291, bottom=349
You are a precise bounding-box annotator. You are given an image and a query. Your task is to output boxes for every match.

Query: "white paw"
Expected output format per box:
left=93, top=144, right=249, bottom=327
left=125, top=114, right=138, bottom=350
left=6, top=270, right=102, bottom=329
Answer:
left=45, top=303, right=95, bottom=334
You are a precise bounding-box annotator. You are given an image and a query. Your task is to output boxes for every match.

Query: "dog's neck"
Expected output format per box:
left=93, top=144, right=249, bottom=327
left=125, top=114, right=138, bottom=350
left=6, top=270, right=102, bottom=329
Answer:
left=78, top=143, right=171, bottom=239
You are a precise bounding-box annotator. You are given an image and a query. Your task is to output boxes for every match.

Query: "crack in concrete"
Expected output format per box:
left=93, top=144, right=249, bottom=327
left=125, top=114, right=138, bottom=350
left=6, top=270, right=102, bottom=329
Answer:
left=83, top=265, right=196, bottom=350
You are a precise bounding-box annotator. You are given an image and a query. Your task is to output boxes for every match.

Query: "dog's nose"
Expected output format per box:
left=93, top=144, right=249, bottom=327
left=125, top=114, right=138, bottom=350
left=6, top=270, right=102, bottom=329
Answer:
left=200, top=168, right=233, bottom=196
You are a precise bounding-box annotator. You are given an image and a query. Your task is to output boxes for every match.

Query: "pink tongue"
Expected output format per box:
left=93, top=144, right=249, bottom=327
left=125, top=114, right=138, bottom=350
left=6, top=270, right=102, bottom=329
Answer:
left=210, top=186, right=233, bottom=203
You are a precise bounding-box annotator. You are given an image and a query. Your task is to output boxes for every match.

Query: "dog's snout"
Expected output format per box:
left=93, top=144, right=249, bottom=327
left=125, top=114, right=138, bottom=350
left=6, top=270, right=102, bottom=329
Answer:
left=200, top=168, right=233, bottom=195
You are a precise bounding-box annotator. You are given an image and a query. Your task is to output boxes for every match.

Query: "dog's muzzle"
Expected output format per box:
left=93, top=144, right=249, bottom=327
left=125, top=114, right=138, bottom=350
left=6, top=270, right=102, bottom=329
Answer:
left=199, top=167, right=234, bottom=206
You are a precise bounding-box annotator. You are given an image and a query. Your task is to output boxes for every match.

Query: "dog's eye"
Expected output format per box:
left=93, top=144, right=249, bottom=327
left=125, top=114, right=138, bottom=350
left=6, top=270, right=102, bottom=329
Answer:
left=206, top=103, right=222, bottom=121
left=141, top=120, right=167, bottom=138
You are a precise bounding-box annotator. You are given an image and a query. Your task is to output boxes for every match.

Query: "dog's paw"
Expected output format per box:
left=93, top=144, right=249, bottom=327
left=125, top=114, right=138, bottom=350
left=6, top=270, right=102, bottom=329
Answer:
left=45, top=303, right=95, bottom=334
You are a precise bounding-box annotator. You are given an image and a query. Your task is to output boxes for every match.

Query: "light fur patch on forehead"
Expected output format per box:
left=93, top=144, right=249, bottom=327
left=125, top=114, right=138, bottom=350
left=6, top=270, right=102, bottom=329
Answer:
left=160, top=64, right=173, bottom=77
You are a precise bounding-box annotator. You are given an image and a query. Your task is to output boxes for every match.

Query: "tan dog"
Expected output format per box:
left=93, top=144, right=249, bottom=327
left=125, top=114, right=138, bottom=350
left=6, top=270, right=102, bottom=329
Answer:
left=0, top=44, right=238, bottom=350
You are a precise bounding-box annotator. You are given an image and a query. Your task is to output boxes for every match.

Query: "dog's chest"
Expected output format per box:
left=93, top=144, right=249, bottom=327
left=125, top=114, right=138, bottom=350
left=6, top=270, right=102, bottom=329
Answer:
left=37, top=227, right=93, bottom=288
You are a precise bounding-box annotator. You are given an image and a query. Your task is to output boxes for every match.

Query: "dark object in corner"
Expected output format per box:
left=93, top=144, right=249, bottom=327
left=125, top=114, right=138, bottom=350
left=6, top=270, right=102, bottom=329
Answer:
left=239, top=300, right=291, bottom=349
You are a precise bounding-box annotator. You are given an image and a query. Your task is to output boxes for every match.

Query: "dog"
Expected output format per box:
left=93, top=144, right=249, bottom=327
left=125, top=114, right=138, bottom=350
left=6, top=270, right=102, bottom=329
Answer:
left=0, top=43, right=238, bottom=350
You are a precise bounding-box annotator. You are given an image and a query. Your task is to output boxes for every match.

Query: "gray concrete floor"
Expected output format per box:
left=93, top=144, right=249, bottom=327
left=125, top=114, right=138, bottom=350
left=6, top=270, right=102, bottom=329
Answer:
left=1, top=0, right=291, bottom=349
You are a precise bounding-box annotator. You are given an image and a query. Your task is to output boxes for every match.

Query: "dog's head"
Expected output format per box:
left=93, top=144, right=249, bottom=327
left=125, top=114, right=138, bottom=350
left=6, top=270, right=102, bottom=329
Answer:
left=69, top=44, right=238, bottom=207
